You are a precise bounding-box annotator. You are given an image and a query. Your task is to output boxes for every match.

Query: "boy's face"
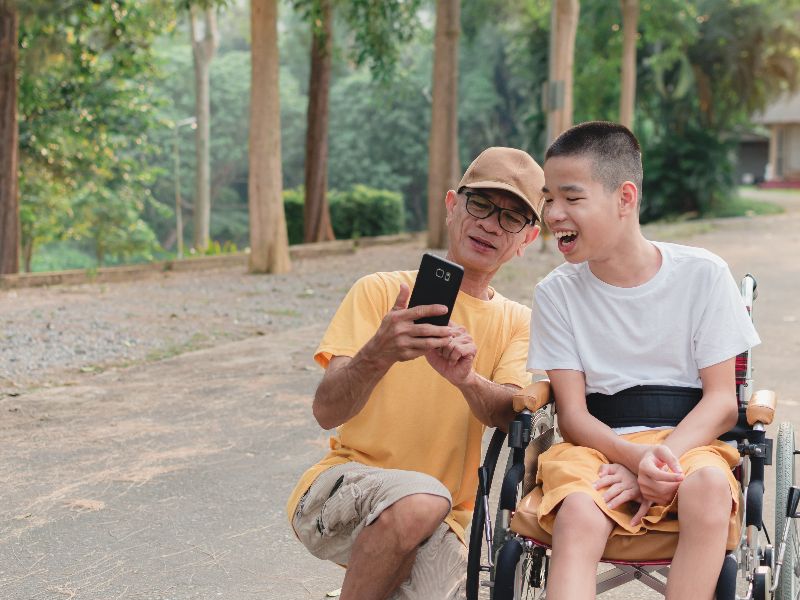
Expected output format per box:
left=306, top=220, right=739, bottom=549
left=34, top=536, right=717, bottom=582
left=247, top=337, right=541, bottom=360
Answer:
left=542, top=155, right=624, bottom=264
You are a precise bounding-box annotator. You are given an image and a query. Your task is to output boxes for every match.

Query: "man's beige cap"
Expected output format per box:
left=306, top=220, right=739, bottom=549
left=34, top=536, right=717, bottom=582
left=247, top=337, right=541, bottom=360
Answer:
left=457, top=147, right=545, bottom=222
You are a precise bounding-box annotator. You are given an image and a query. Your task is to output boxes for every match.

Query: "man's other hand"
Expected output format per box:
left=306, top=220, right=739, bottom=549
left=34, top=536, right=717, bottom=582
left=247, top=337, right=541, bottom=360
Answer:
left=424, top=323, right=477, bottom=386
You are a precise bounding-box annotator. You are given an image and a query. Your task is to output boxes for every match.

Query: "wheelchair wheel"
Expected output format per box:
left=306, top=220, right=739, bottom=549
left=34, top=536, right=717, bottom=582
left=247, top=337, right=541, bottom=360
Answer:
left=493, top=538, right=547, bottom=600
left=467, top=430, right=508, bottom=600
left=775, top=422, right=798, bottom=600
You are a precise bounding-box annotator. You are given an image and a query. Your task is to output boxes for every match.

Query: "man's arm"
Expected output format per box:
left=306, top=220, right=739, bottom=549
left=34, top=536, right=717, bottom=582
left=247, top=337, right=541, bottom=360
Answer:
left=423, top=323, right=521, bottom=429
left=457, top=374, right=520, bottom=429
left=312, top=284, right=453, bottom=430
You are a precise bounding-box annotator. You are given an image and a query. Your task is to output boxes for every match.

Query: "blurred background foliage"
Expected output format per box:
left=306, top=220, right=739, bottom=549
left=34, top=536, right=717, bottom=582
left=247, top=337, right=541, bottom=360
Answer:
left=15, top=0, right=800, bottom=271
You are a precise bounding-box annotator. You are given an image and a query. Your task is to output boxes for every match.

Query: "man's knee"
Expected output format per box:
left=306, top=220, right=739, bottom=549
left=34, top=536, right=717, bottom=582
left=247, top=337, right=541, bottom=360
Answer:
left=373, top=493, right=450, bottom=554
left=678, top=467, right=732, bottom=527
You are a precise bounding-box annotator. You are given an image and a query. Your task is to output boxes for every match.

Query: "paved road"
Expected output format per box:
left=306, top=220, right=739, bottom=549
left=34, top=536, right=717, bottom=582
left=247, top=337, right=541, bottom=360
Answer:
left=0, top=189, right=797, bottom=599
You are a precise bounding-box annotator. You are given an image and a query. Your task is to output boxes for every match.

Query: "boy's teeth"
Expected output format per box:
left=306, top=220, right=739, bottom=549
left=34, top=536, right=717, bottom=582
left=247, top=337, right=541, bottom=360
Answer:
left=555, top=231, right=578, bottom=239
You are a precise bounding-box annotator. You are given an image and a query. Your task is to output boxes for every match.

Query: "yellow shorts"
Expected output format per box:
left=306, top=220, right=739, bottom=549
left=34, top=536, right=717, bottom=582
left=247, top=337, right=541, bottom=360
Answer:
left=510, top=429, right=741, bottom=560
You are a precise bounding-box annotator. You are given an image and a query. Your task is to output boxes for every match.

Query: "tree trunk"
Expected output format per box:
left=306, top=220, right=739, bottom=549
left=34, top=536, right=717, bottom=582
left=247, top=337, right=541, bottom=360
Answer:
left=545, top=0, right=580, bottom=145
left=190, top=5, right=218, bottom=252
left=0, top=0, right=19, bottom=275
left=303, top=0, right=334, bottom=243
left=619, top=0, right=638, bottom=130
left=248, top=0, right=290, bottom=274
left=426, top=0, right=460, bottom=249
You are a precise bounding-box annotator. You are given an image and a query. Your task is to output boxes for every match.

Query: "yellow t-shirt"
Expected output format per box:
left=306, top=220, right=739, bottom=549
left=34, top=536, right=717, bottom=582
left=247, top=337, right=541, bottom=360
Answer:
left=285, top=270, right=531, bottom=544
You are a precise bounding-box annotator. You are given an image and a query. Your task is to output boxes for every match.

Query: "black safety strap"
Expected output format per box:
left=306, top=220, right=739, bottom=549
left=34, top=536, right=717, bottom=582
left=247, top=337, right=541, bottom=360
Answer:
left=586, top=385, right=702, bottom=428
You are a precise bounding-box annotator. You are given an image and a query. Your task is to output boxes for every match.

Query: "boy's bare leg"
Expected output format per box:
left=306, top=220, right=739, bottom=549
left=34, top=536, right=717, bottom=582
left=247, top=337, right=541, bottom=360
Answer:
left=548, top=492, right=614, bottom=600
left=340, top=493, right=450, bottom=600
left=667, top=467, right=732, bottom=600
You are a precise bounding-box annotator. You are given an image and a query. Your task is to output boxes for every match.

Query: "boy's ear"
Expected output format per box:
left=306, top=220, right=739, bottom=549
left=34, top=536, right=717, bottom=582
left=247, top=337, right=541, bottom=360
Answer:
left=516, top=224, right=541, bottom=257
left=619, top=181, right=639, bottom=217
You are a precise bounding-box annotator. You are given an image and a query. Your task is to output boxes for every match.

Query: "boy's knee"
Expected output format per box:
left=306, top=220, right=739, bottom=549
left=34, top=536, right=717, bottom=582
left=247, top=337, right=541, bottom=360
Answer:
left=555, top=493, right=611, bottom=538
left=679, top=467, right=732, bottom=524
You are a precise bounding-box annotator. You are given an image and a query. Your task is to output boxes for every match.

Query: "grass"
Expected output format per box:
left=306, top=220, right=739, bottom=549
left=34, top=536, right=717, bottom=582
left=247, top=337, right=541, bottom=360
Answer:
left=145, top=332, right=210, bottom=362
left=704, top=197, right=784, bottom=218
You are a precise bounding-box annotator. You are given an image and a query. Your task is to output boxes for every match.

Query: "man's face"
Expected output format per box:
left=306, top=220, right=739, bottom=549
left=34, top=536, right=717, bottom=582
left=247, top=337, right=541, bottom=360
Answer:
left=445, top=188, right=540, bottom=274
left=542, top=155, right=622, bottom=264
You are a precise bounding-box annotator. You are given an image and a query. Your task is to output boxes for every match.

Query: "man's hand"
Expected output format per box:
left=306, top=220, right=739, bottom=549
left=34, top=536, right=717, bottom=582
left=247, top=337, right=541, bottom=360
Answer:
left=365, top=284, right=455, bottom=368
left=424, top=323, right=477, bottom=386
left=637, top=445, right=684, bottom=507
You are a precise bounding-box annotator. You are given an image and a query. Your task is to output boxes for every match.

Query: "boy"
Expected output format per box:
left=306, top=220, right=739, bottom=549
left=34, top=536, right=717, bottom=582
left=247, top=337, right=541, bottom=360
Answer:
left=529, top=121, right=760, bottom=599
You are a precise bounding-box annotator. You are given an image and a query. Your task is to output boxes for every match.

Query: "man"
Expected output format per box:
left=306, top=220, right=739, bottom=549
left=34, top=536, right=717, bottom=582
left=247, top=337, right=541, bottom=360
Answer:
left=287, top=147, right=545, bottom=600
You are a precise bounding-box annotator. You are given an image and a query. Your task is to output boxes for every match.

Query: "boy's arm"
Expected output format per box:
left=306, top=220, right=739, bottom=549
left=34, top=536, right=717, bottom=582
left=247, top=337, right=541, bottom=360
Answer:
left=549, top=369, right=650, bottom=474
left=655, top=356, right=738, bottom=457
left=636, top=357, right=738, bottom=504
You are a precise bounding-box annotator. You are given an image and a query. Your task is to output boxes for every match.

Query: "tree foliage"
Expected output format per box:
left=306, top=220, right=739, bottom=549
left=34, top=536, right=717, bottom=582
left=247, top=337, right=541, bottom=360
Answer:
left=13, top=0, right=800, bottom=270
left=18, top=0, right=176, bottom=268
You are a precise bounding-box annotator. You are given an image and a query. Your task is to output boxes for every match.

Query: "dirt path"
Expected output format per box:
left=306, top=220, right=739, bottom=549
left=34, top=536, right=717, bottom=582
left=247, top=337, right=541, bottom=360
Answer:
left=0, top=189, right=798, bottom=599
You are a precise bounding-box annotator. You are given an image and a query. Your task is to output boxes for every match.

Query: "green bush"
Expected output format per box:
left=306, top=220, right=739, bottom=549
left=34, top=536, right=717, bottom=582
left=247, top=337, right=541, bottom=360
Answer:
left=283, top=185, right=404, bottom=244
left=283, top=187, right=305, bottom=245
left=330, top=185, right=405, bottom=239
left=642, top=127, right=736, bottom=223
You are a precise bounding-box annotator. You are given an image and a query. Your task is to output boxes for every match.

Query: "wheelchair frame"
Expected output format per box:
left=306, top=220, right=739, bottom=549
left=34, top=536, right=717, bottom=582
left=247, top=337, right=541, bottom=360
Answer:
left=466, top=275, right=800, bottom=600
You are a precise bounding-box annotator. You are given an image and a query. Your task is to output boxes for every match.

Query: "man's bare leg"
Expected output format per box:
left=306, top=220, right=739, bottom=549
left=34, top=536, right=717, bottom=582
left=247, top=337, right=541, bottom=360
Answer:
left=547, top=492, right=614, bottom=600
left=666, top=467, right=732, bottom=600
left=340, top=493, right=450, bottom=600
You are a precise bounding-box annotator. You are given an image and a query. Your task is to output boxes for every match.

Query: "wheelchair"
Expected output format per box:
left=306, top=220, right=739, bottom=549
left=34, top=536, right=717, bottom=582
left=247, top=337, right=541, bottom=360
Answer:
left=467, top=274, right=800, bottom=600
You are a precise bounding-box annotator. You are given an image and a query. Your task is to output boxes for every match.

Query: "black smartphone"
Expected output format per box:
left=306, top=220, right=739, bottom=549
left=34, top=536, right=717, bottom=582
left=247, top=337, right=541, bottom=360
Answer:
left=407, top=253, right=464, bottom=326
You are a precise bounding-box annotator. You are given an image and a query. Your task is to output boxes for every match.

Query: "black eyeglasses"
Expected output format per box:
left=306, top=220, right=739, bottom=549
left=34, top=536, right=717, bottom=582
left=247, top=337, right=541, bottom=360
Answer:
left=464, top=192, right=536, bottom=234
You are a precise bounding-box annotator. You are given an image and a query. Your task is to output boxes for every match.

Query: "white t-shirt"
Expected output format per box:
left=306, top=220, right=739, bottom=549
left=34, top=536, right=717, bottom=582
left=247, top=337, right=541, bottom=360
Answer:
left=528, top=241, right=761, bottom=396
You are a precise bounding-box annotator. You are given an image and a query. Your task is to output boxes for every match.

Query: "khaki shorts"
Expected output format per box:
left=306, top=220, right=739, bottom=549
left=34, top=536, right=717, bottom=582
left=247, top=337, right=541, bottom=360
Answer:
left=291, top=462, right=467, bottom=600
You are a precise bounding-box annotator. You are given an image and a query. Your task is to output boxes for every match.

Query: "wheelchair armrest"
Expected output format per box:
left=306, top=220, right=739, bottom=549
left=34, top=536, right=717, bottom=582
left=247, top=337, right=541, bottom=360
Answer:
left=512, top=379, right=552, bottom=413
left=747, top=390, right=776, bottom=426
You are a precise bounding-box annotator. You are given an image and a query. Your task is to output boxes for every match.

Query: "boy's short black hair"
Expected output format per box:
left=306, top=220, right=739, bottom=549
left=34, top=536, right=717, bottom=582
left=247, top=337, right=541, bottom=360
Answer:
left=545, top=121, right=643, bottom=194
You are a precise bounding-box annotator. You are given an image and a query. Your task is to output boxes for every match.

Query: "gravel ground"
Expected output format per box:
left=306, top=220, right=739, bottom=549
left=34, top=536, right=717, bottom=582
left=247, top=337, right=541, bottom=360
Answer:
left=0, top=245, right=451, bottom=394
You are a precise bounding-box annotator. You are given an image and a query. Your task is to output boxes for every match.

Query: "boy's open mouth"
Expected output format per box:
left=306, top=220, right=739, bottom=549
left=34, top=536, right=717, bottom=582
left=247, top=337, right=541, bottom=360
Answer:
left=554, top=230, right=578, bottom=253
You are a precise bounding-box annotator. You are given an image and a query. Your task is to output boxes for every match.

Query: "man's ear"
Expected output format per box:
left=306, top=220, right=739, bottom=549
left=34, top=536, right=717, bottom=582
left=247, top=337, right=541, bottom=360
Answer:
left=516, top=224, right=541, bottom=257
left=619, top=181, right=638, bottom=217
left=444, top=189, right=458, bottom=224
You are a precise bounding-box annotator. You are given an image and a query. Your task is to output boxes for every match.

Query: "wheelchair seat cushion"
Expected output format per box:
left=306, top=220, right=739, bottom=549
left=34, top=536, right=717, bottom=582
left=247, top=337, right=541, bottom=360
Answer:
left=509, top=429, right=741, bottom=561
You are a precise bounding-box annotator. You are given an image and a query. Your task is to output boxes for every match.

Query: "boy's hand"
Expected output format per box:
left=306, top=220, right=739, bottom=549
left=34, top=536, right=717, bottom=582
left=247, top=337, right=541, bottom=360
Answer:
left=594, top=463, right=641, bottom=509
left=637, top=445, right=684, bottom=506
left=594, top=463, right=653, bottom=526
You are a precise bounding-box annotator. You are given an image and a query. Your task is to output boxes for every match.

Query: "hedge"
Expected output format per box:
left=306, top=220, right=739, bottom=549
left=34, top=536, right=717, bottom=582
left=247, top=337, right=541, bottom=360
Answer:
left=283, top=185, right=405, bottom=244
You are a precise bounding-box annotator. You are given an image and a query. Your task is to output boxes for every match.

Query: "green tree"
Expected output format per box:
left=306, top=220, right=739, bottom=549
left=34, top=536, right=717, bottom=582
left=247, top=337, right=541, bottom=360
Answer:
left=0, top=0, right=18, bottom=274
left=292, top=0, right=422, bottom=243
left=16, top=1, right=176, bottom=270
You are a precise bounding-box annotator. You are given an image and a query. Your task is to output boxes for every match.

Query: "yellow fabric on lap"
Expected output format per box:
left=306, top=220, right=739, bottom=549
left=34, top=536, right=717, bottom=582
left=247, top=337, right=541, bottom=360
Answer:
left=510, top=428, right=741, bottom=560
